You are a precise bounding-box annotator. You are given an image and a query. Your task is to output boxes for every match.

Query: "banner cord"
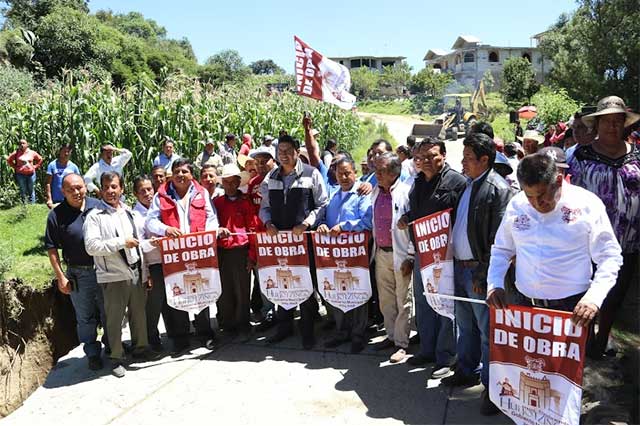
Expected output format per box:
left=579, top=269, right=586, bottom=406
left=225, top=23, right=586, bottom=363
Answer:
left=426, top=292, right=487, bottom=305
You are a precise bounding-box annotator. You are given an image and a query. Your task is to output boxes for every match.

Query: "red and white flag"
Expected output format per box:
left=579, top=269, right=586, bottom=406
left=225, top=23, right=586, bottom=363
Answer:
left=489, top=305, right=588, bottom=425
left=159, top=231, right=222, bottom=315
left=294, top=36, right=356, bottom=110
left=313, top=232, right=371, bottom=313
left=412, top=209, right=455, bottom=320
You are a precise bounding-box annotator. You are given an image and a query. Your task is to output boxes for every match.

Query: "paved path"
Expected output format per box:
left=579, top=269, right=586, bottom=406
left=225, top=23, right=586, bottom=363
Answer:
left=5, top=319, right=511, bottom=425
left=357, top=112, right=464, bottom=172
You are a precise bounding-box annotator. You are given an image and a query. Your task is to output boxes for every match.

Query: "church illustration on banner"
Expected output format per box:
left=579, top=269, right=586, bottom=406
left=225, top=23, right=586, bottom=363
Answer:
left=496, top=356, right=563, bottom=413
left=322, top=260, right=360, bottom=291
left=172, top=262, right=210, bottom=296
left=264, top=258, right=302, bottom=290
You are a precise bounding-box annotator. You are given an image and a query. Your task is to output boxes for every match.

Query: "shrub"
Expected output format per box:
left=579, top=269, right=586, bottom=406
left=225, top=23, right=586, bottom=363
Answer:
left=530, top=86, right=581, bottom=127
left=0, top=65, right=35, bottom=102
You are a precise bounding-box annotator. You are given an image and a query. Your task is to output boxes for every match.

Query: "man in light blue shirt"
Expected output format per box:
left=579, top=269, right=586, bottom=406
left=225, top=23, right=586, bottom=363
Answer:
left=152, top=137, right=181, bottom=171
left=316, top=156, right=372, bottom=353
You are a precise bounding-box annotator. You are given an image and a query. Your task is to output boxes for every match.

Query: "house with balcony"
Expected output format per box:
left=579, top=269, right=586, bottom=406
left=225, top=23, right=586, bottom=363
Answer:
left=423, top=34, right=552, bottom=89
left=328, top=55, right=406, bottom=72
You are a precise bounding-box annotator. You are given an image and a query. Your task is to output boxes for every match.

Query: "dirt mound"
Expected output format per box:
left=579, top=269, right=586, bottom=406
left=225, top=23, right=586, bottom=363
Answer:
left=0, top=280, right=78, bottom=417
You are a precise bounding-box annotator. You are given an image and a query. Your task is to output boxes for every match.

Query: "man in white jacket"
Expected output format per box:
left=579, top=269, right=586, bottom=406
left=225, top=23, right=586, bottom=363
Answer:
left=84, top=171, right=153, bottom=378
left=83, top=144, right=132, bottom=196
left=370, top=152, right=415, bottom=363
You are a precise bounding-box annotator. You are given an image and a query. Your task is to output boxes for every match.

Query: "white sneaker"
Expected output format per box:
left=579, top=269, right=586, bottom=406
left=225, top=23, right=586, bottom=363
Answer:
left=390, top=348, right=407, bottom=363
left=431, top=365, right=453, bottom=379
left=112, top=364, right=126, bottom=378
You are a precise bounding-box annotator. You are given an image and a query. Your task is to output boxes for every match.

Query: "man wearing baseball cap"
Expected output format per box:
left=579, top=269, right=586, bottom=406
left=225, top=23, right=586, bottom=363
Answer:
left=247, top=146, right=278, bottom=330
left=538, top=146, right=570, bottom=177
left=260, top=135, right=277, bottom=160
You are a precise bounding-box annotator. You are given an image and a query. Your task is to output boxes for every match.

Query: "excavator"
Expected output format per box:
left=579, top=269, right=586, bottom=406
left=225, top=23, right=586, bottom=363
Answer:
left=411, top=80, right=488, bottom=141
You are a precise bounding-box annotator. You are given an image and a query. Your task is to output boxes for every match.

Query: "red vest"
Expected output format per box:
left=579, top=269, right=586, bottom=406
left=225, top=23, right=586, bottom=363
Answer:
left=157, top=180, right=208, bottom=232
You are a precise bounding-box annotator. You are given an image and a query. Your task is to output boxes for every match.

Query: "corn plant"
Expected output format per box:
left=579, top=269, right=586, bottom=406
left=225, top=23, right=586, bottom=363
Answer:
left=0, top=72, right=360, bottom=197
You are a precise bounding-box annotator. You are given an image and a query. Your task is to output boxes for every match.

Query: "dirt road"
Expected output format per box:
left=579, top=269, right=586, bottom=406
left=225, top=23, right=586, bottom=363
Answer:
left=357, top=112, right=464, bottom=172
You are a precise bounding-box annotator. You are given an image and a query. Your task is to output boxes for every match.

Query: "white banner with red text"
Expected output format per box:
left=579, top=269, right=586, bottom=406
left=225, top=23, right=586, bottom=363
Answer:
left=159, top=231, right=222, bottom=315
left=489, top=305, right=587, bottom=425
left=256, top=231, right=313, bottom=310
left=412, top=209, right=455, bottom=320
left=313, top=231, right=371, bottom=313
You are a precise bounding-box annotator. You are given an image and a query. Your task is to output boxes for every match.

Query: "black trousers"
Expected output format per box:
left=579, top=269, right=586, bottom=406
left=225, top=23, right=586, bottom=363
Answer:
left=146, top=264, right=174, bottom=346
left=148, top=264, right=214, bottom=347
left=276, top=236, right=319, bottom=339
left=333, top=304, right=369, bottom=344
left=218, top=246, right=251, bottom=333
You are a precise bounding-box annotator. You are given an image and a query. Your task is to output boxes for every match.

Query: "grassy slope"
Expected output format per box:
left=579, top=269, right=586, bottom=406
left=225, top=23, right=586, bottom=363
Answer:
left=352, top=117, right=396, bottom=169
left=0, top=204, right=52, bottom=289
left=357, top=99, right=413, bottom=115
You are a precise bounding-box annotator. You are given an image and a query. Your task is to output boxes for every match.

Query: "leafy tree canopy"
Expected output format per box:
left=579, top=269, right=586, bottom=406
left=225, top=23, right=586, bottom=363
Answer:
left=500, top=57, right=539, bottom=105
left=539, top=0, right=639, bottom=109
left=249, top=59, right=285, bottom=75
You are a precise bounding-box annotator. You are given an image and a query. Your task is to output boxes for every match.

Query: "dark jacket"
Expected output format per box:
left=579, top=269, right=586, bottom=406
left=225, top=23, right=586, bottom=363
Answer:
left=407, top=164, right=466, bottom=243
left=465, top=169, right=514, bottom=288
left=267, top=160, right=317, bottom=229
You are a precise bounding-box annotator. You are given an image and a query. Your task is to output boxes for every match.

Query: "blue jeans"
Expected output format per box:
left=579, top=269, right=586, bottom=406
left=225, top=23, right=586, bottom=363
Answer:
left=15, top=173, right=35, bottom=203
left=66, top=267, right=107, bottom=358
left=454, top=263, right=490, bottom=387
left=413, top=259, right=456, bottom=366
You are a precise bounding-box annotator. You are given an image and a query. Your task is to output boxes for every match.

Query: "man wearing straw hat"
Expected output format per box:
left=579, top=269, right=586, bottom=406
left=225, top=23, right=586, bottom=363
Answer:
left=214, top=163, right=259, bottom=342
left=569, top=95, right=640, bottom=358
left=517, top=129, right=545, bottom=156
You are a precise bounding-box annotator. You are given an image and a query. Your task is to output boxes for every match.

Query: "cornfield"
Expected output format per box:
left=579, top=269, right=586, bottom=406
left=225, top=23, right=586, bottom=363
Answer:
left=0, top=73, right=360, bottom=196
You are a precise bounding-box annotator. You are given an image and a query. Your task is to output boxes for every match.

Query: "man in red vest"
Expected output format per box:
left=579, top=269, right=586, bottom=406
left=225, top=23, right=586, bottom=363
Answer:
left=146, top=159, right=220, bottom=356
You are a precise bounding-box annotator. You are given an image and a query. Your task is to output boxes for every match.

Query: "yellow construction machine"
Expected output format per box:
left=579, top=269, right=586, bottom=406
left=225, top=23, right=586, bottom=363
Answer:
left=411, top=80, right=488, bottom=141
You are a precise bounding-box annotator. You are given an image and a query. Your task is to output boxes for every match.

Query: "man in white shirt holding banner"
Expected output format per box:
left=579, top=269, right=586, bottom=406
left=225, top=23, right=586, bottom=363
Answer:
left=486, top=153, right=622, bottom=320
left=486, top=153, right=623, bottom=423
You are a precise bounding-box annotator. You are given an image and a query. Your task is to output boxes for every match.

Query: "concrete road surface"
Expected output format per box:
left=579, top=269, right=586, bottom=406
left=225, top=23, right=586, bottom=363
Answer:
left=5, top=319, right=511, bottom=425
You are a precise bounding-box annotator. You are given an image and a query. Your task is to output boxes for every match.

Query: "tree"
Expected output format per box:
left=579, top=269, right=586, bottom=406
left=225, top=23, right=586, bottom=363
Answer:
left=33, top=6, right=104, bottom=77
left=482, top=69, right=496, bottom=92
left=379, top=62, right=411, bottom=96
left=530, top=86, right=581, bottom=126
left=2, top=0, right=88, bottom=29
left=539, top=0, right=639, bottom=109
left=500, top=57, right=539, bottom=105
left=202, top=49, right=250, bottom=85
left=409, top=67, right=453, bottom=97
left=95, top=11, right=167, bottom=40
left=249, top=59, right=285, bottom=75
left=349, top=67, right=379, bottom=99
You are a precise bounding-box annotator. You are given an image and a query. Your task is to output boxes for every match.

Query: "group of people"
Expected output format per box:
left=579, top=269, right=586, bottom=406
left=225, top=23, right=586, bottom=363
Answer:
left=43, top=95, right=638, bottom=417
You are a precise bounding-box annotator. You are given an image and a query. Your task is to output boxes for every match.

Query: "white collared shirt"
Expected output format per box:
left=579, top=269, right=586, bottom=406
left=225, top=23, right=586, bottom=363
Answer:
left=487, top=182, right=623, bottom=307
left=133, top=201, right=162, bottom=267
left=451, top=170, right=488, bottom=260
left=83, top=149, right=133, bottom=193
